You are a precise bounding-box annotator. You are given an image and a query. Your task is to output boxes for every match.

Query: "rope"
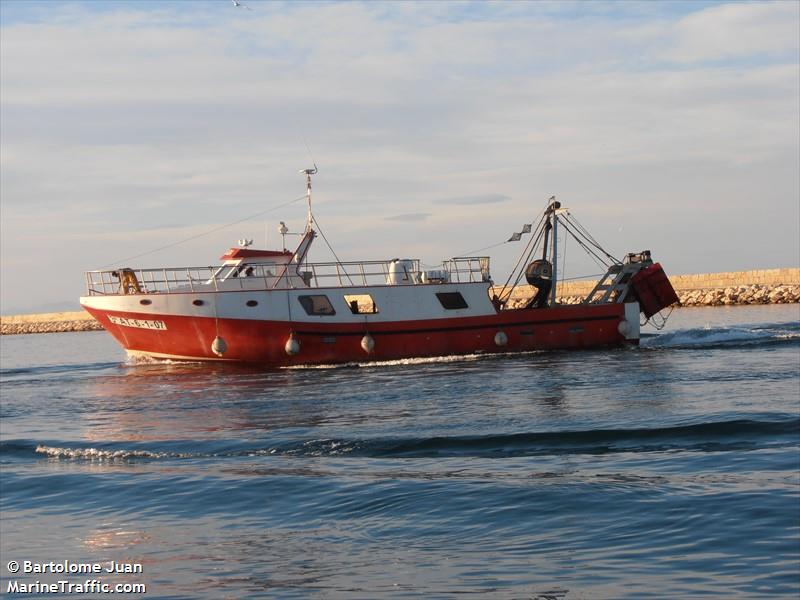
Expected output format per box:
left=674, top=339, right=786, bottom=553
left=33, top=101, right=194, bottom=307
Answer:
left=642, top=306, right=674, bottom=330
left=557, top=219, right=615, bottom=271
left=100, top=194, right=307, bottom=268
left=456, top=240, right=509, bottom=257
left=311, top=214, right=355, bottom=286
left=561, top=213, right=620, bottom=264
left=497, top=215, right=547, bottom=301
left=560, top=273, right=605, bottom=282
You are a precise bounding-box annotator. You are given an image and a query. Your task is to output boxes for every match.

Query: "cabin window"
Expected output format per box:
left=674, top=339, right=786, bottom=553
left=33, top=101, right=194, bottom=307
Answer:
left=248, top=264, right=276, bottom=277
left=298, top=295, right=336, bottom=316
left=192, top=299, right=205, bottom=306
left=139, top=299, right=152, bottom=306
left=344, top=294, right=379, bottom=314
left=436, top=292, right=468, bottom=310
left=246, top=300, right=258, bottom=307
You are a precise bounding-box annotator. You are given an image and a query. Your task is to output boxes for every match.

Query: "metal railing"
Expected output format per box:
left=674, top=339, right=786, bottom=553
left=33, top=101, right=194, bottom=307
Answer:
left=444, top=257, right=491, bottom=283
left=84, top=256, right=491, bottom=296
left=85, top=266, right=227, bottom=296
left=302, top=259, right=421, bottom=288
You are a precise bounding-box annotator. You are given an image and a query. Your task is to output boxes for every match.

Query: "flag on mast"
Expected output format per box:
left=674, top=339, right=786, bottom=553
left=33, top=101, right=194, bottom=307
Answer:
left=507, top=223, right=532, bottom=242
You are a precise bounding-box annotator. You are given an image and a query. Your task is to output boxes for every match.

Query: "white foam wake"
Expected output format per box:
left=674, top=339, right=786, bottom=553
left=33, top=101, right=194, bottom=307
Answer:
left=643, top=325, right=799, bottom=348
left=36, top=445, right=190, bottom=460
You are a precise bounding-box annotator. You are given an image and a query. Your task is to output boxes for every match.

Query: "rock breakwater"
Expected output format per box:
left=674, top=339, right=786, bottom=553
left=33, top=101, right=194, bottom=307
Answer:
left=1, top=311, right=103, bottom=335
left=553, top=283, right=800, bottom=307
left=675, top=284, right=800, bottom=307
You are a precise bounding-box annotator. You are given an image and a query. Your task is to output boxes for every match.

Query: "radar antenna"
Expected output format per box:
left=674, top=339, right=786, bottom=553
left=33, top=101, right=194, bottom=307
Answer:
left=299, top=165, right=318, bottom=231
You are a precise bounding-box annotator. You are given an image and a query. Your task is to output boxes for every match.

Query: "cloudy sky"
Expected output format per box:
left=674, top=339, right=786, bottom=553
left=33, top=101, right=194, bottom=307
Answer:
left=1, top=0, right=798, bottom=314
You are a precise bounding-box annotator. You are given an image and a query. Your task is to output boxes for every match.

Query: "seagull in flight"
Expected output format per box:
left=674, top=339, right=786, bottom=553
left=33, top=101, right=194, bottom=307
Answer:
left=231, top=0, right=252, bottom=10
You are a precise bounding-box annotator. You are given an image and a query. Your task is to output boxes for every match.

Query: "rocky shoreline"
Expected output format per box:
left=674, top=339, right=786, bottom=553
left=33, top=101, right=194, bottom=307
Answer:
left=555, top=284, right=800, bottom=308
left=1, top=312, right=103, bottom=335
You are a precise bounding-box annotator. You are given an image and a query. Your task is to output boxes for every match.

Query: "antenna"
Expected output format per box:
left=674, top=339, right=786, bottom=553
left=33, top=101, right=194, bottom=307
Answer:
left=299, top=164, right=318, bottom=231
left=278, top=221, right=289, bottom=251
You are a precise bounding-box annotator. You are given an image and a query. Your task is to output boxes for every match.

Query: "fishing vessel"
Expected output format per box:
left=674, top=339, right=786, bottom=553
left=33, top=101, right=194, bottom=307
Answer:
left=80, top=168, right=678, bottom=365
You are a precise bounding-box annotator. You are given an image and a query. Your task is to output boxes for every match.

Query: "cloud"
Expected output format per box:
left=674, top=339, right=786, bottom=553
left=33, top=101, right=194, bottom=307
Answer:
left=0, top=1, right=797, bottom=310
left=661, top=1, right=800, bottom=63
left=384, top=213, right=432, bottom=222
left=435, top=194, right=511, bottom=206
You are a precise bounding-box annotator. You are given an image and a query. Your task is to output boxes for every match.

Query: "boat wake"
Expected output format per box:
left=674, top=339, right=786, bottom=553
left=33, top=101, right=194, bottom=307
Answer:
left=265, top=417, right=799, bottom=458
left=9, top=416, right=796, bottom=462
left=33, top=445, right=193, bottom=460
left=642, top=322, right=799, bottom=350
left=282, top=352, right=520, bottom=370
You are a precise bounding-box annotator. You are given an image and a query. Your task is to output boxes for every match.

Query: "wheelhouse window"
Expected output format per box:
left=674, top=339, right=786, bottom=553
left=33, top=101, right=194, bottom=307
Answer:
left=223, top=262, right=277, bottom=280
left=298, top=295, right=336, bottom=316
left=436, top=292, right=468, bottom=310
left=344, top=294, right=379, bottom=314
left=251, top=263, right=277, bottom=277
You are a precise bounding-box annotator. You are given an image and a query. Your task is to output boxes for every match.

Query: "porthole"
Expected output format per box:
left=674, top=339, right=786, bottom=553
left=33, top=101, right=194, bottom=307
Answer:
left=139, top=299, right=152, bottom=306
left=246, top=300, right=258, bottom=307
left=192, top=299, right=205, bottom=306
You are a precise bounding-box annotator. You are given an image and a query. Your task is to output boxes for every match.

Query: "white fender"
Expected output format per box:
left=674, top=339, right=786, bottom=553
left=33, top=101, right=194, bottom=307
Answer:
left=211, top=336, right=227, bottom=357
left=285, top=334, right=300, bottom=356
left=617, top=320, right=631, bottom=336
left=361, top=333, right=375, bottom=354
left=494, top=331, right=508, bottom=347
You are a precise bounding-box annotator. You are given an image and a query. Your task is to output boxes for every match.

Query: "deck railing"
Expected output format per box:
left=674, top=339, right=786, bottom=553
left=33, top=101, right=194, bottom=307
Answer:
left=84, top=266, right=226, bottom=296
left=84, top=256, right=491, bottom=296
left=300, top=259, right=421, bottom=288
left=444, top=257, right=491, bottom=283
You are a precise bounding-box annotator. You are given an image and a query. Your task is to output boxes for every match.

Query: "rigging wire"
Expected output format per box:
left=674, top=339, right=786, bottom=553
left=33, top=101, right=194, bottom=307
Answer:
left=568, top=212, right=607, bottom=251
left=301, top=136, right=318, bottom=168
left=557, top=219, right=616, bottom=271
left=310, top=214, right=355, bottom=286
left=457, top=240, right=509, bottom=257
left=557, top=220, right=610, bottom=270
left=560, top=273, right=605, bottom=282
left=562, top=212, right=620, bottom=264
left=100, top=194, right=308, bottom=269
left=497, top=215, right=547, bottom=301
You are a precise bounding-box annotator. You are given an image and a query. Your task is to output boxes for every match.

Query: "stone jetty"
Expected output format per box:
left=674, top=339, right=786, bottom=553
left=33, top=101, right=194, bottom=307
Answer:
left=499, top=267, right=800, bottom=309
left=555, top=283, right=800, bottom=307
left=2, top=268, right=798, bottom=335
left=1, top=311, right=103, bottom=335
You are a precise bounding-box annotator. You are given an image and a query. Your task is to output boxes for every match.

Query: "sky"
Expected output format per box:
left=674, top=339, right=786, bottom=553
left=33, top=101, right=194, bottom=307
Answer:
left=1, top=0, right=798, bottom=314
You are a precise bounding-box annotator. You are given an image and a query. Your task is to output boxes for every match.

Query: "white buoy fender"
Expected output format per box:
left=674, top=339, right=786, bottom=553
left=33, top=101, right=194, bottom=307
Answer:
left=285, top=334, right=300, bottom=356
left=494, top=331, right=508, bottom=347
left=617, top=320, right=631, bottom=336
left=211, top=336, right=227, bottom=357
left=360, top=333, right=375, bottom=354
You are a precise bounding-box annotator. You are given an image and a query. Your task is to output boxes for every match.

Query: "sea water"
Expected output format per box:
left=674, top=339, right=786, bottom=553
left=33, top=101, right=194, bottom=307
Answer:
left=1, top=305, right=798, bottom=599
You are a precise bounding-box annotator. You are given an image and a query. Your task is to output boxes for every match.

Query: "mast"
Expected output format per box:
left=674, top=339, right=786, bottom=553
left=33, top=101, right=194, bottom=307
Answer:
left=294, top=166, right=317, bottom=269
left=550, top=209, right=558, bottom=305
left=301, top=165, right=317, bottom=233
left=541, top=214, right=552, bottom=261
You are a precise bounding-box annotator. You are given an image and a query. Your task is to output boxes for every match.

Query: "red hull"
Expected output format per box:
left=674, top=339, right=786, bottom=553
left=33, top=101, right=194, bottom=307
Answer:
left=83, top=303, right=634, bottom=366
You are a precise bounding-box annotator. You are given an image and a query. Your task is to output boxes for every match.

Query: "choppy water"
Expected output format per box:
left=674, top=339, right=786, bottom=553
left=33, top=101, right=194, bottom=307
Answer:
left=1, top=305, right=799, bottom=599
